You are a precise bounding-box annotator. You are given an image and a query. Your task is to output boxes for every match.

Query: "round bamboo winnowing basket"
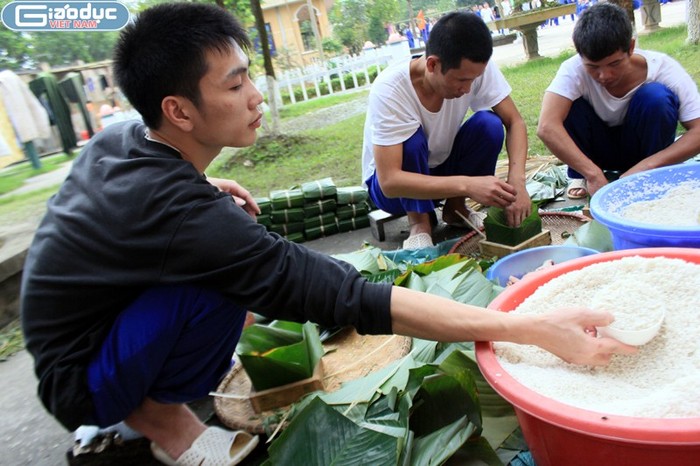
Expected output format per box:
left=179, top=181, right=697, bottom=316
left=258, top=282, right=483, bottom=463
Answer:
left=449, top=211, right=591, bottom=256
left=213, top=327, right=412, bottom=435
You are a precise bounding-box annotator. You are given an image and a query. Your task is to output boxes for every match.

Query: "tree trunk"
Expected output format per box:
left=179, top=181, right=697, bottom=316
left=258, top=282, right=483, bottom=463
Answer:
left=689, top=0, right=700, bottom=45
left=250, top=0, right=280, bottom=135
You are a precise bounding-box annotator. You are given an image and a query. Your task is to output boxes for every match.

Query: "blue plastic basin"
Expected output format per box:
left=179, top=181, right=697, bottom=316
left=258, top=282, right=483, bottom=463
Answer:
left=486, top=245, right=599, bottom=287
left=589, top=163, right=700, bottom=250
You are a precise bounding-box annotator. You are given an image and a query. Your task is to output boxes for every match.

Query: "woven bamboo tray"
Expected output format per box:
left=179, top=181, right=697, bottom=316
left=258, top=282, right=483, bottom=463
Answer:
left=213, top=327, right=412, bottom=435
left=449, top=211, right=590, bottom=256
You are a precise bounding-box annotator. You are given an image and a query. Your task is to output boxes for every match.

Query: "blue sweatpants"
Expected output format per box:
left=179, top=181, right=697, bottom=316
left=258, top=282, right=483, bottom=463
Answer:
left=86, top=285, right=247, bottom=427
left=564, top=82, right=679, bottom=179
left=366, top=110, right=504, bottom=215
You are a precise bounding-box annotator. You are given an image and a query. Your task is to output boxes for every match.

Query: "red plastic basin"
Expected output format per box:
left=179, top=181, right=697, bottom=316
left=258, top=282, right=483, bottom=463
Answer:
left=476, top=247, right=700, bottom=466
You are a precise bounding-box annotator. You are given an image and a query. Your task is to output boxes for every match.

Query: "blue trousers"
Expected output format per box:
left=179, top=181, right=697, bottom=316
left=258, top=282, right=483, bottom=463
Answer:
left=366, top=110, right=504, bottom=215
left=564, top=82, right=679, bottom=179
left=86, top=285, right=246, bottom=427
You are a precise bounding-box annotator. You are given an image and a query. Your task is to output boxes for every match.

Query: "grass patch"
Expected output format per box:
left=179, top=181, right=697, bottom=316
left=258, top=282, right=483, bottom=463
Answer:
left=0, top=320, right=23, bottom=361
left=209, top=113, right=366, bottom=197
left=0, top=187, right=56, bottom=226
left=275, top=89, right=369, bottom=120
left=0, top=153, right=73, bottom=196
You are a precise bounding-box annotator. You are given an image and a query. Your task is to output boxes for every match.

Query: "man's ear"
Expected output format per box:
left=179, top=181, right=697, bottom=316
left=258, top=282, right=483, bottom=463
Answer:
left=161, top=96, right=195, bottom=132
left=425, top=55, right=440, bottom=74
left=628, top=38, right=636, bottom=55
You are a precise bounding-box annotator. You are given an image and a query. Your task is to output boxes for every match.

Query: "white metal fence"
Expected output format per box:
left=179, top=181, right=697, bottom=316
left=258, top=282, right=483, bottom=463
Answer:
left=256, top=41, right=412, bottom=106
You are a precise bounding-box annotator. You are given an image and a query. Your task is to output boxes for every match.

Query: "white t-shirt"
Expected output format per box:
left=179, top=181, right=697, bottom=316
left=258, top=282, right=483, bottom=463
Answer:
left=361, top=58, right=511, bottom=184
left=546, top=48, right=700, bottom=127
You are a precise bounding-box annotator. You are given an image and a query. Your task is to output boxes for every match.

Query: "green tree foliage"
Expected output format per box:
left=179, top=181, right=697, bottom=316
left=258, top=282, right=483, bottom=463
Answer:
left=330, top=0, right=369, bottom=54
left=31, top=31, right=120, bottom=67
left=322, top=38, right=344, bottom=57
left=0, top=29, right=30, bottom=70
left=330, top=0, right=400, bottom=53
left=0, top=0, right=31, bottom=70
left=0, top=0, right=255, bottom=70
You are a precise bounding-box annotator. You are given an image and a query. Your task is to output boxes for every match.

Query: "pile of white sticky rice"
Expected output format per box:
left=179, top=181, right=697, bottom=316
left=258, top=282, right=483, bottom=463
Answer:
left=494, top=256, right=700, bottom=418
left=619, top=179, right=700, bottom=226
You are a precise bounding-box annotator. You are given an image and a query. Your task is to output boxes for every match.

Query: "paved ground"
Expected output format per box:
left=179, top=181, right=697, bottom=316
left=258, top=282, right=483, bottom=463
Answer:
left=0, top=3, right=689, bottom=465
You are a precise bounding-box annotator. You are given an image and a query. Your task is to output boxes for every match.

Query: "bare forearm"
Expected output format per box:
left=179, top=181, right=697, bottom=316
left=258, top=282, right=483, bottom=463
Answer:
left=626, top=126, right=700, bottom=176
left=388, top=286, right=638, bottom=366
left=504, top=119, right=528, bottom=190
left=389, top=287, right=528, bottom=343
left=380, top=170, right=472, bottom=200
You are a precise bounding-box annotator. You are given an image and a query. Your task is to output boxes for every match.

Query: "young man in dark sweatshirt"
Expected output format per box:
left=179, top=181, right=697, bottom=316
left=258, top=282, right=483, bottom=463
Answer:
left=20, top=3, right=635, bottom=465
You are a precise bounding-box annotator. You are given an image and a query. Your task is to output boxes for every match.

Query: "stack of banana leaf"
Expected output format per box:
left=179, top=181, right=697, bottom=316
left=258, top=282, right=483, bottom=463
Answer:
left=255, top=179, right=375, bottom=243
left=267, top=188, right=306, bottom=242
left=301, top=178, right=339, bottom=240
left=335, top=186, right=371, bottom=233
left=254, top=196, right=272, bottom=229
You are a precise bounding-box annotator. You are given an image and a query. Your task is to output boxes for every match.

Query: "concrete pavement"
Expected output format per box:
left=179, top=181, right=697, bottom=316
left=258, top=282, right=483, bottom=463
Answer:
left=0, top=2, right=690, bottom=464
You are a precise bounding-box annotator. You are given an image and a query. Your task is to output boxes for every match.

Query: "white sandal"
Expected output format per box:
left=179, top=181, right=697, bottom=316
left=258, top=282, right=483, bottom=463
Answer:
left=151, top=426, right=259, bottom=466
left=402, top=232, right=434, bottom=250
left=566, top=178, right=589, bottom=199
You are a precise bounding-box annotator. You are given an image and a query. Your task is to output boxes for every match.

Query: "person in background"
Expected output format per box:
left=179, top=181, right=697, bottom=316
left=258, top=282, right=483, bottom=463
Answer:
left=403, top=23, right=415, bottom=49
left=20, top=3, right=636, bottom=466
left=537, top=2, right=700, bottom=198
left=361, top=11, right=531, bottom=250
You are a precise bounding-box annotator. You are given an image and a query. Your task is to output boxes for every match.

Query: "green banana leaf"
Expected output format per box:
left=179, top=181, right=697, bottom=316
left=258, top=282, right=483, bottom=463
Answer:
left=409, top=339, right=439, bottom=364
left=440, top=268, right=502, bottom=308
left=305, top=222, right=339, bottom=240
left=270, top=188, right=305, bottom=209
left=333, top=247, right=399, bottom=275
left=270, top=207, right=305, bottom=224
left=303, top=198, right=337, bottom=216
left=301, top=177, right=337, bottom=200
left=410, top=351, right=482, bottom=436
left=336, top=202, right=370, bottom=220
left=526, top=179, right=559, bottom=202
left=411, top=254, right=477, bottom=277
left=336, top=215, right=370, bottom=233
left=284, top=231, right=305, bottom=243
left=418, top=259, right=479, bottom=290
left=445, top=436, right=505, bottom=466
left=270, top=354, right=485, bottom=466
left=256, top=214, right=271, bottom=228
left=254, top=196, right=272, bottom=214
left=321, top=356, right=420, bottom=405
left=359, top=389, right=412, bottom=440
left=236, top=321, right=324, bottom=391
left=484, top=203, right=542, bottom=246
left=410, top=416, right=478, bottom=466
left=563, top=219, right=613, bottom=252
left=269, top=221, right=304, bottom=235
left=266, top=397, right=402, bottom=466
left=336, top=186, right=369, bottom=205
left=365, top=268, right=403, bottom=284
left=303, top=211, right=337, bottom=229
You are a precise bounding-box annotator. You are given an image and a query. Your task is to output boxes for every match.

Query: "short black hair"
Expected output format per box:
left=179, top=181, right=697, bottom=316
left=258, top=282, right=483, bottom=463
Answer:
left=425, top=12, right=493, bottom=73
left=113, top=2, right=251, bottom=128
left=573, top=3, right=633, bottom=62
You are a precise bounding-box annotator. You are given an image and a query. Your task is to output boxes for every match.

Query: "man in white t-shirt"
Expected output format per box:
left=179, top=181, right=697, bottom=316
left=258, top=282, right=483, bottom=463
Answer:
left=537, top=3, right=700, bottom=199
left=361, top=12, right=530, bottom=249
